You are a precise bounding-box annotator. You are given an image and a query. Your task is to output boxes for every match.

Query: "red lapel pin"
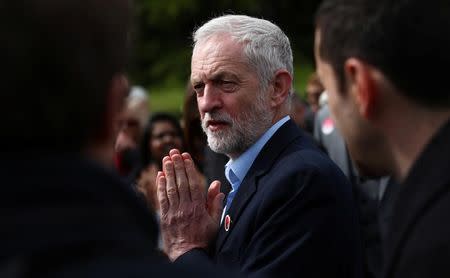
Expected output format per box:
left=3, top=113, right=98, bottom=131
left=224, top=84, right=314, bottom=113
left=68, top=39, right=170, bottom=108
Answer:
left=224, top=214, right=231, bottom=232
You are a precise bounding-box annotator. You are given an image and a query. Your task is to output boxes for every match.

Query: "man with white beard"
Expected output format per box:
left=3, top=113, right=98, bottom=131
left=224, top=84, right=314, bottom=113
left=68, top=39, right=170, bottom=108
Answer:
left=155, top=15, right=362, bottom=277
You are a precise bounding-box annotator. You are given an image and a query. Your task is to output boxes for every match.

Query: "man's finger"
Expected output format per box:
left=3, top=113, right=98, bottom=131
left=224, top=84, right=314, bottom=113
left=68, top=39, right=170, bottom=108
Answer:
left=163, top=156, right=179, bottom=208
left=171, top=153, right=191, bottom=203
left=156, top=171, right=169, bottom=214
left=182, top=152, right=204, bottom=202
left=169, top=148, right=181, bottom=156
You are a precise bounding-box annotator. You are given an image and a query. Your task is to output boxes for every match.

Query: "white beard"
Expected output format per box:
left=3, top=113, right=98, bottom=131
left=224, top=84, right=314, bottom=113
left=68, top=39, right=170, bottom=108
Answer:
left=201, top=94, right=273, bottom=157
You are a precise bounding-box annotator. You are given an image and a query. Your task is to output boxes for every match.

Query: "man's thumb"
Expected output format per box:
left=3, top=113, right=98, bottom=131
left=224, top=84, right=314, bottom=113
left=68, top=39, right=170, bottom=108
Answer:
left=211, top=192, right=225, bottom=223
left=207, top=180, right=224, bottom=222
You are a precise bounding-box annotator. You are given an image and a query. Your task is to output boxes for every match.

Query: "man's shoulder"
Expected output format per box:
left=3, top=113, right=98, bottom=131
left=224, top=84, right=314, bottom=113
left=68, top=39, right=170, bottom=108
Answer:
left=385, top=120, right=450, bottom=276
left=387, top=181, right=450, bottom=277
left=255, top=120, right=345, bottom=183
left=280, top=134, right=339, bottom=173
left=257, top=133, right=353, bottom=206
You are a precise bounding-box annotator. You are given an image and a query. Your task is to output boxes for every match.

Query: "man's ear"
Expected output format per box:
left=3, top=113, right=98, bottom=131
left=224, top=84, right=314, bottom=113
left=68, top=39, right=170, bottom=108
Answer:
left=344, top=58, right=378, bottom=119
left=270, top=69, right=292, bottom=108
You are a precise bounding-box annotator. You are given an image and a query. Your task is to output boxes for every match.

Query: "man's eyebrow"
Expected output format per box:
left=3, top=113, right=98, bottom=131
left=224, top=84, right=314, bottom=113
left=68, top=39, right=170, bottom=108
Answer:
left=191, top=71, right=240, bottom=84
left=210, top=71, right=239, bottom=81
left=190, top=75, right=201, bottom=84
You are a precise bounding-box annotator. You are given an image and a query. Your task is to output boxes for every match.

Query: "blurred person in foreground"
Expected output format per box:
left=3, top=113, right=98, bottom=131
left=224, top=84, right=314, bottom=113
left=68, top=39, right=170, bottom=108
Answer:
left=114, top=85, right=150, bottom=180
left=315, top=0, right=450, bottom=277
left=315, top=92, right=396, bottom=278
left=0, top=0, right=222, bottom=276
left=155, top=14, right=362, bottom=277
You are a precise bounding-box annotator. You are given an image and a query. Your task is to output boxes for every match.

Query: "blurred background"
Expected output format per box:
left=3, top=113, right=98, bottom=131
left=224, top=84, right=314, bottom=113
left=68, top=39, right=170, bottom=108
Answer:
left=128, top=0, right=322, bottom=116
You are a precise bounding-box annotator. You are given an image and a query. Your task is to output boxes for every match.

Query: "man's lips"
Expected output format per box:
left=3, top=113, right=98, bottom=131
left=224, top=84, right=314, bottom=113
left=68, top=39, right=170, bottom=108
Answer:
left=207, top=120, right=230, bottom=131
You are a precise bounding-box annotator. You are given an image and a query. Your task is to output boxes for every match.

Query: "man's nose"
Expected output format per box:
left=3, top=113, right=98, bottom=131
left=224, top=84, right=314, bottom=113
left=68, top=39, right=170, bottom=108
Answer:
left=198, top=84, right=222, bottom=114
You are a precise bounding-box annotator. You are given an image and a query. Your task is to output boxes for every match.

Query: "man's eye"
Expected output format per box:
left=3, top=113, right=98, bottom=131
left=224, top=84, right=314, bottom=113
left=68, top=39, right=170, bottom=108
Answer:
left=218, top=80, right=237, bottom=91
left=193, top=83, right=204, bottom=94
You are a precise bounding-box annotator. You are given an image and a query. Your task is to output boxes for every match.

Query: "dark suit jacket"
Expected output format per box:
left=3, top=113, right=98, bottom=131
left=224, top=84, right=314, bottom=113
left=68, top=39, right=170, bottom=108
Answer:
left=382, top=119, right=450, bottom=278
left=0, top=154, right=220, bottom=277
left=179, top=120, right=362, bottom=277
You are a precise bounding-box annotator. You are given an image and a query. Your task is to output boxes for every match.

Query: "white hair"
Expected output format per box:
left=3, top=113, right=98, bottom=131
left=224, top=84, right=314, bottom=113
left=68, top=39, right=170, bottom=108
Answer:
left=319, top=90, right=328, bottom=108
left=126, top=86, right=150, bottom=129
left=193, top=15, right=293, bottom=97
left=127, top=86, right=148, bottom=107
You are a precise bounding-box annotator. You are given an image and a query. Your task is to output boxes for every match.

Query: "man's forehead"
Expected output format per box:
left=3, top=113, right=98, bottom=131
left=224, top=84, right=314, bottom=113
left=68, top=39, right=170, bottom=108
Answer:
left=191, top=70, right=239, bottom=82
left=192, top=36, right=245, bottom=62
left=191, top=54, right=250, bottom=83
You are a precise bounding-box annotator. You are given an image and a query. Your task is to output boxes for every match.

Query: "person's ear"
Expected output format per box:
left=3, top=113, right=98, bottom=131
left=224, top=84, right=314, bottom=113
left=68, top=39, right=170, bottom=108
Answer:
left=344, top=58, right=378, bottom=119
left=269, top=69, right=292, bottom=108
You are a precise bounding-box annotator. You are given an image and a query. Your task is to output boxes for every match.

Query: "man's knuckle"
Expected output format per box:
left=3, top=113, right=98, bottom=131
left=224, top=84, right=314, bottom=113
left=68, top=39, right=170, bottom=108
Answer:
left=167, top=187, right=178, bottom=196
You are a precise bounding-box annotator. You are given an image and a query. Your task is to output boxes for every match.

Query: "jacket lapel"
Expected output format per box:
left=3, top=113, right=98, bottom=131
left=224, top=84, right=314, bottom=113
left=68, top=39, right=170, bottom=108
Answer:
left=215, top=120, right=302, bottom=252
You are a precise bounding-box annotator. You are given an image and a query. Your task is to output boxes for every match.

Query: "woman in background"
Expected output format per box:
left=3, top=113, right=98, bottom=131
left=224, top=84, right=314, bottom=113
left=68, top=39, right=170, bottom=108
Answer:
left=136, top=112, right=184, bottom=211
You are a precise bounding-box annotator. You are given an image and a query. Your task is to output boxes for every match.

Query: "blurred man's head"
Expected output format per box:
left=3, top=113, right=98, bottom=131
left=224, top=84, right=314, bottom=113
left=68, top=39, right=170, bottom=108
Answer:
left=1, top=0, right=131, bottom=156
left=305, top=73, right=324, bottom=113
left=314, top=0, right=450, bottom=179
left=115, top=86, right=150, bottom=154
left=290, top=93, right=308, bottom=129
left=113, top=85, right=150, bottom=176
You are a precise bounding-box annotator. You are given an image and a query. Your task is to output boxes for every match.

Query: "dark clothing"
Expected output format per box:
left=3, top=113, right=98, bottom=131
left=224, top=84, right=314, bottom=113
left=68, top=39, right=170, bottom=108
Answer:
left=0, top=154, right=215, bottom=277
left=204, top=146, right=232, bottom=195
left=383, top=119, right=450, bottom=278
left=378, top=177, right=400, bottom=248
left=304, top=108, right=316, bottom=135
left=113, top=148, right=142, bottom=184
left=179, top=120, right=363, bottom=277
left=315, top=104, right=391, bottom=278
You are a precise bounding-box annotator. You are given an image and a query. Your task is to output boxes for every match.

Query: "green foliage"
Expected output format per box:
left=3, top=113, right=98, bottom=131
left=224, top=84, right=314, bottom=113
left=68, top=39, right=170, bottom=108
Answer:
left=149, top=85, right=185, bottom=116
left=294, top=56, right=316, bottom=98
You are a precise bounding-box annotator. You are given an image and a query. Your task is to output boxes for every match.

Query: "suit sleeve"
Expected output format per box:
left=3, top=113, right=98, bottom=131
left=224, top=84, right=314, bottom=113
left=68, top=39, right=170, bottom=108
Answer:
left=175, top=248, right=211, bottom=266
left=176, top=249, right=242, bottom=276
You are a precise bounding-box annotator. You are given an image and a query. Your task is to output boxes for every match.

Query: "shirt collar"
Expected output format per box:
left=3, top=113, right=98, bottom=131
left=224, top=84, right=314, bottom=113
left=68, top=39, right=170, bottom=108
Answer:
left=225, top=116, right=290, bottom=189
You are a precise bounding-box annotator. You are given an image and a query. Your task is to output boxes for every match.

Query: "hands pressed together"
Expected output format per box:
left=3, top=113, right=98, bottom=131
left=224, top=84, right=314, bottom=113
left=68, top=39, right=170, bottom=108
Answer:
left=156, top=149, right=225, bottom=261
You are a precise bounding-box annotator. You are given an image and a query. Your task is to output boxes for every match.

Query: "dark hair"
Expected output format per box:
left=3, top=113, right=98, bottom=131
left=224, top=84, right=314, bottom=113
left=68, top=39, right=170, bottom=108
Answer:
left=140, top=112, right=184, bottom=168
left=315, top=0, right=450, bottom=108
left=0, top=0, right=131, bottom=151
